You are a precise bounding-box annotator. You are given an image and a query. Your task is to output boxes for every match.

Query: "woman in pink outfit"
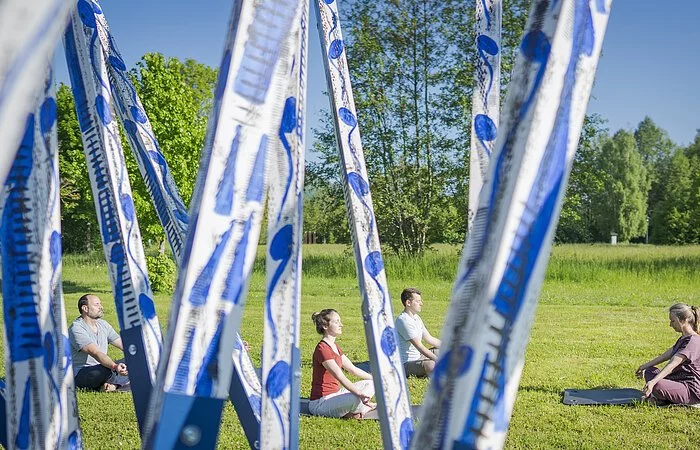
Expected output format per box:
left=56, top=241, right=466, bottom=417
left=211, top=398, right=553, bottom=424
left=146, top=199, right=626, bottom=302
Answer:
left=636, top=303, right=700, bottom=406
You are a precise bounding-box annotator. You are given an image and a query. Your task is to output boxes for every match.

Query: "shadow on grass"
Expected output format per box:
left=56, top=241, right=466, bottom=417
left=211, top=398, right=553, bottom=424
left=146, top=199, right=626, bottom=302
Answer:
left=63, top=280, right=111, bottom=295
left=517, top=385, right=564, bottom=396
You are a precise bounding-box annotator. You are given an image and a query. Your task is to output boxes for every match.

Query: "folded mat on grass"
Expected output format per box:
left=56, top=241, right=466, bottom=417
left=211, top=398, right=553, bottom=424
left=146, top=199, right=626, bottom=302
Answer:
left=563, top=388, right=643, bottom=405
left=299, top=399, right=422, bottom=419
left=563, top=388, right=700, bottom=407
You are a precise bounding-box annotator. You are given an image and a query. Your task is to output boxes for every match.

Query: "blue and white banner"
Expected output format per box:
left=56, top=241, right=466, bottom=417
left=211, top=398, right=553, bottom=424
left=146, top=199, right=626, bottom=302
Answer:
left=91, top=5, right=264, bottom=440
left=93, top=8, right=189, bottom=258
left=315, top=1, right=413, bottom=448
left=1, top=72, right=83, bottom=450
left=64, top=0, right=162, bottom=432
left=0, top=0, right=74, bottom=191
left=412, top=1, right=612, bottom=449
left=144, top=0, right=300, bottom=447
left=260, top=0, right=309, bottom=448
left=469, top=0, right=501, bottom=231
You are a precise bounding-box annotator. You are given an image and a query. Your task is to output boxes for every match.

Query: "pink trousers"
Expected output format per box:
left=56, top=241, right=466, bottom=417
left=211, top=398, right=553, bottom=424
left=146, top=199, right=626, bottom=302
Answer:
left=644, top=367, right=700, bottom=405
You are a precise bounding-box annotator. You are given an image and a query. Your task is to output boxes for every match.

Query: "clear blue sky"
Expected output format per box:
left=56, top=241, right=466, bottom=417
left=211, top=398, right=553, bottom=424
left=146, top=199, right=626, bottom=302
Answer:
left=54, top=0, right=700, bottom=148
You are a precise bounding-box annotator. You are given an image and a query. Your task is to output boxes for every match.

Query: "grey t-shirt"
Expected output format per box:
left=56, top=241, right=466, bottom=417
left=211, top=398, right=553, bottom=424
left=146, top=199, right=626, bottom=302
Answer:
left=395, top=311, right=426, bottom=364
left=69, top=317, right=120, bottom=372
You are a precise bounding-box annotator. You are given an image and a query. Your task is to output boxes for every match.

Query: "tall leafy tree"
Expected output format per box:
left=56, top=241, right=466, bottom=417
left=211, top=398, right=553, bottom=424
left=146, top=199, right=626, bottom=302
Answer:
left=57, top=53, right=216, bottom=252
left=57, top=83, right=101, bottom=252
left=634, top=116, right=675, bottom=241
left=592, top=130, right=649, bottom=241
left=308, top=0, right=529, bottom=254
left=650, top=149, right=694, bottom=244
left=126, top=53, right=216, bottom=247
left=556, top=114, right=608, bottom=243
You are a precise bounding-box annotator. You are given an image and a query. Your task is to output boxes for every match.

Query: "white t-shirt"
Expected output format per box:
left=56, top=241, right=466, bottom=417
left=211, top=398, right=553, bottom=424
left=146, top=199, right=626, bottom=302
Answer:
left=395, top=311, right=426, bottom=364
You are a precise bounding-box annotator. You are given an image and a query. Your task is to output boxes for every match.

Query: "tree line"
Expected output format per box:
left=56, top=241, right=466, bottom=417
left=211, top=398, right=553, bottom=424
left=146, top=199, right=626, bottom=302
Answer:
left=55, top=0, right=700, bottom=255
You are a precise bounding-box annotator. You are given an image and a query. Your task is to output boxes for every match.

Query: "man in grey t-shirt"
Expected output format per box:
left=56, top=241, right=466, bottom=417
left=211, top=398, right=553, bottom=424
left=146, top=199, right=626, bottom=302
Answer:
left=395, top=288, right=441, bottom=377
left=69, top=294, right=129, bottom=391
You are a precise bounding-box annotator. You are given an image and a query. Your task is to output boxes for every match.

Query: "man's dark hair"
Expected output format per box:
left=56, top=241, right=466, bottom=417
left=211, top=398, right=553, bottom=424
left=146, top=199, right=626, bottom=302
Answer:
left=401, top=288, right=421, bottom=306
left=77, top=294, right=91, bottom=314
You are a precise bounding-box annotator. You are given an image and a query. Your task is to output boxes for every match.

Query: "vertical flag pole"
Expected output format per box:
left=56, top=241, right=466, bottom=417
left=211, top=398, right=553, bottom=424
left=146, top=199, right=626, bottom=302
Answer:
left=64, top=1, right=163, bottom=433
left=143, top=1, right=300, bottom=448
left=260, top=0, right=309, bottom=448
left=412, top=1, right=612, bottom=449
left=469, top=0, right=502, bottom=232
left=1, top=71, right=83, bottom=450
left=314, top=1, right=414, bottom=448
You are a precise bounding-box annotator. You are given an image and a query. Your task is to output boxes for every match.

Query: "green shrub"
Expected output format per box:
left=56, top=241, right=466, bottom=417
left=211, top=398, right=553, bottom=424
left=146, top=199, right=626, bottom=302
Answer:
left=146, top=253, right=176, bottom=293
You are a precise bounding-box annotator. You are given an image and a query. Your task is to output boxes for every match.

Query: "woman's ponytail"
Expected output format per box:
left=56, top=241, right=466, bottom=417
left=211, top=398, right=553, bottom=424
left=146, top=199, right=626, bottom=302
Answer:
left=692, top=305, right=700, bottom=333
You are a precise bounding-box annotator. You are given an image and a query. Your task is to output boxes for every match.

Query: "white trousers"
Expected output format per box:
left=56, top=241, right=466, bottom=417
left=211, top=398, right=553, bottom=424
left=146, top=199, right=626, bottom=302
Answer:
left=308, top=380, right=375, bottom=418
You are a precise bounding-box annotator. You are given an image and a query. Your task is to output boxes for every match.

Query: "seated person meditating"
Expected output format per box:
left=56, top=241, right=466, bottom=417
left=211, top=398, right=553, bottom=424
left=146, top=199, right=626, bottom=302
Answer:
left=395, top=288, right=441, bottom=377
left=308, top=309, right=376, bottom=418
left=68, top=294, right=130, bottom=392
left=636, top=303, right=700, bottom=406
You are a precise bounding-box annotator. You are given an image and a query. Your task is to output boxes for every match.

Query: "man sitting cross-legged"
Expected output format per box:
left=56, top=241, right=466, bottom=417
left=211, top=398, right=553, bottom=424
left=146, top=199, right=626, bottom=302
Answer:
left=395, top=288, right=441, bottom=378
left=69, top=294, right=130, bottom=392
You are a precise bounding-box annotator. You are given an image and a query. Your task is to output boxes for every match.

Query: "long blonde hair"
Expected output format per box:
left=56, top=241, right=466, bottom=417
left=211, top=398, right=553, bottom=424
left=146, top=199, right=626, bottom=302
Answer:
left=669, top=303, right=700, bottom=333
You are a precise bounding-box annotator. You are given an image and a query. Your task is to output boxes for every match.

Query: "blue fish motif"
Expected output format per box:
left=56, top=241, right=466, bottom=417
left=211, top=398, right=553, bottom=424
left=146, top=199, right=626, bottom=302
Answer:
left=477, top=34, right=499, bottom=104
left=195, top=316, right=224, bottom=396
left=400, top=418, right=414, bottom=450
left=40, top=97, right=57, bottom=133
left=277, top=97, right=297, bottom=221
left=364, top=251, right=383, bottom=278
left=245, top=137, right=268, bottom=203
left=380, top=326, right=397, bottom=357
left=267, top=225, right=293, bottom=296
left=215, top=125, right=241, bottom=216
left=266, top=361, right=291, bottom=399
left=108, top=55, right=126, bottom=71
left=49, top=231, right=61, bottom=270
left=328, top=39, right=344, bottom=59
left=189, top=224, right=234, bottom=307
left=221, top=218, right=252, bottom=304
left=43, top=332, right=55, bottom=371
left=77, top=0, right=97, bottom=28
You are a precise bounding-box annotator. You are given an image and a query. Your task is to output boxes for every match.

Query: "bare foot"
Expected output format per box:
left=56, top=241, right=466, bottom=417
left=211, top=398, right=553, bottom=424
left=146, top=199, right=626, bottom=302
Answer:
left=102, top=383, right=117, bottom=392
left=342, top=412, right=363, bottom=419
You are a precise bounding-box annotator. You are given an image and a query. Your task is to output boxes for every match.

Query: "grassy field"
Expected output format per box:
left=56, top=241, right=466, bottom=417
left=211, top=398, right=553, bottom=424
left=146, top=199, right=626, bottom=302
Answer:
left=2, top=244, right=700, bottom=448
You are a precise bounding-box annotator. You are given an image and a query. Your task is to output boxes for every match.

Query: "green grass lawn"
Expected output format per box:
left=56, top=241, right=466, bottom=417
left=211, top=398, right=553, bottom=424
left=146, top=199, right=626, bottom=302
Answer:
left=2, top=244, right=700, bottom=448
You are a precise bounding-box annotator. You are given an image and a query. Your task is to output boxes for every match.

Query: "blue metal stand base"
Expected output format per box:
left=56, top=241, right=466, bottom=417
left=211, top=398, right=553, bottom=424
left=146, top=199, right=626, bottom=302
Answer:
left=147, top=394, right=224, bottom=449
left=229, top=368, right=261, bottom=449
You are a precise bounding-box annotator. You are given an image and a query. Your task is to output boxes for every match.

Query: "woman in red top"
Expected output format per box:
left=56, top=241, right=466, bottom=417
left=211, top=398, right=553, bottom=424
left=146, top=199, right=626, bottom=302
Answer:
left=636, top=303, right=700, bottom=405
left=308, top=309, right=375, bottom=418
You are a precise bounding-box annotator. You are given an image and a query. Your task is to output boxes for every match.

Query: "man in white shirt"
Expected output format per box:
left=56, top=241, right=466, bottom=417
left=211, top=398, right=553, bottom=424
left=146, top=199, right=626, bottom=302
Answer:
left=395, top=288, right=441, bottom=377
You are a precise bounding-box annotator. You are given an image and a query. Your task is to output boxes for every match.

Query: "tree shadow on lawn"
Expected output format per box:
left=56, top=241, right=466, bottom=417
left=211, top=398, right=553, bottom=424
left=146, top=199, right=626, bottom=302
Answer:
left=518, top=385, right=566, bottom=396
left=0, top=279, right=106, bottom=296
left=62, top=280, right=111, bottom=295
